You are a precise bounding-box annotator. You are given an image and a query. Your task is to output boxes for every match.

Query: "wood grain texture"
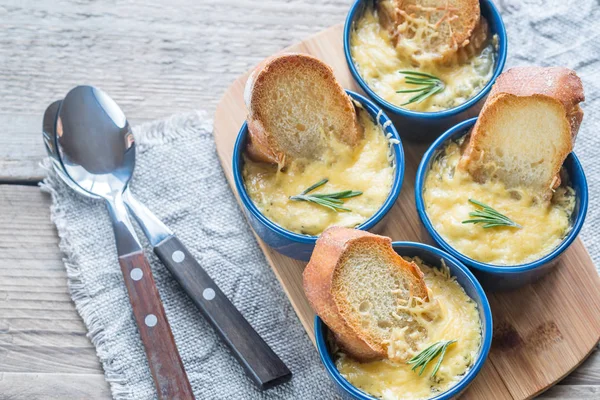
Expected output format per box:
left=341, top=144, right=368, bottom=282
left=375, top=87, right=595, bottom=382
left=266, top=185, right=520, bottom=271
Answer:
left=0, top=373, right=111, bottom=399
left=0, top=185, right=110, bottom=397
left=0, top=0, right=354, bottom=182
left=213, top=24, right=600, bottom=400
left=0, top=0, right=599, bottom=397
left=118, top=251, right=194, bottom=399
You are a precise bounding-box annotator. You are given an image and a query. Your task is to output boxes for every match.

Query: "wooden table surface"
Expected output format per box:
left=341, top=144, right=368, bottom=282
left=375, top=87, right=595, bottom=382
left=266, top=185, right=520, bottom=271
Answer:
left=0, top=0, right=598, bottom=398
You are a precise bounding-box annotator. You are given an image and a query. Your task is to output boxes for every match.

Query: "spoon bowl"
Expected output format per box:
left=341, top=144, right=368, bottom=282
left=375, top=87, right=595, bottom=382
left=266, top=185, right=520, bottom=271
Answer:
left=57, top=86, right=135, bottom=198
left=43, top=99, right=101, bottom=200
left=44, top=98, right=171, bottom=244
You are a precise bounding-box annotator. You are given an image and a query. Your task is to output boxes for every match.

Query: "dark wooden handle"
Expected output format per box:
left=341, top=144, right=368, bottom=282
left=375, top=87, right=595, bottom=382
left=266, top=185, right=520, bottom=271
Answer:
left=119, top=251, right=195, bottom=399
left=154, top=236, right=292, bottom=390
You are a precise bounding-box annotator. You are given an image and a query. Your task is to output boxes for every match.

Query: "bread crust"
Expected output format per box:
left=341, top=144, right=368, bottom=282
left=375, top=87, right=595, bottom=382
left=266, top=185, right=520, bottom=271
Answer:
left=454, top=15, right=489, bottom=65
left=303, top=227, right=428, bottom=361
left=487, top=66, right=584, bottom=140
left=460, top=66, right=584, bottom=192
left=244, top=53, right=362, bottom=165
left=377, top=0, right=481, bottom=63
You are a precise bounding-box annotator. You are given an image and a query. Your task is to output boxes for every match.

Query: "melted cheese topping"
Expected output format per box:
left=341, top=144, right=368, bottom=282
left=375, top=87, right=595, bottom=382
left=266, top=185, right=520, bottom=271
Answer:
left=242, top=109, right=394, bottom=236
left=424, top=139, right=576, bottom=265
left=350, top=8, right=496, bottom=112
left=335, top=257, right=481, bottom=400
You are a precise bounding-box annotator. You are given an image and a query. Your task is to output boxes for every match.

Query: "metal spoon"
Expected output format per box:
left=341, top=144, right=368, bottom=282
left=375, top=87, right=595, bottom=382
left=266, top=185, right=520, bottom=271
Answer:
left=51, top=86, right=194, bottom=399
left=43, top=100, right=172, bottom=242
left=44, top=87, right=291, bottom=390
left=44, top=101, right=167, bottom=244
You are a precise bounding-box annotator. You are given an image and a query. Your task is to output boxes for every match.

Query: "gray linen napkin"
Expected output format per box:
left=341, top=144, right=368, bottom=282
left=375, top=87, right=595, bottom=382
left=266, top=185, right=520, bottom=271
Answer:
left=41, top=111, right=335, bottom=399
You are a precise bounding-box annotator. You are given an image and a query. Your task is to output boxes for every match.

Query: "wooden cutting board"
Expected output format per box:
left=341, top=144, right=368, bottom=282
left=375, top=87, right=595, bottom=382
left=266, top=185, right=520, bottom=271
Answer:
left=214, top=23, right=600, bottom=400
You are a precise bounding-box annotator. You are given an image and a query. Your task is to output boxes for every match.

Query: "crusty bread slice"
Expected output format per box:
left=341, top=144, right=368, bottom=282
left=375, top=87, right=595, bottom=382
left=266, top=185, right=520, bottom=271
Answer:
left=459, top=66, right=584, bottom=199
left=455, top=15, right=489, bottom=64
left=244, top=53, right=363, bottom=165
left=377, top=0, right=481, bottom=63
left=303, top=227, right=429, bottom=361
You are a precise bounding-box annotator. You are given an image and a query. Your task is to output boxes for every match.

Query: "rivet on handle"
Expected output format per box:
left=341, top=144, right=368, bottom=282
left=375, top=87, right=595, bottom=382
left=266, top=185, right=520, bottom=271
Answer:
left=145, top=314, right=158, bottom=327
left=203, top=288, right=216, bottom=301
left=172, top=250, right=185, bottom=263
left=130, top=268, right=144, bottom=281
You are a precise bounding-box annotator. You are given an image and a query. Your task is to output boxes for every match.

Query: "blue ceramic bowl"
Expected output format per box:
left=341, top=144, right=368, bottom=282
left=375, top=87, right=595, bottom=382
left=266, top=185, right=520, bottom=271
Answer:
left=415, top=118, right=589, bottom=291
left=343, top=0, right=507, bottom=142
left=315, top=241, right=493, bottom=400
left=233, top=90, right=405, bottom=261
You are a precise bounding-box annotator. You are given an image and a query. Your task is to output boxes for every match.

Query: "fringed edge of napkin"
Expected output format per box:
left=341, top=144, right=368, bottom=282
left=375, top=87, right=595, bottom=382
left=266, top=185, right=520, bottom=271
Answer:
left=39, top=110, right=214, bottom=400
left=133, top=110, right=213, bottom=151
left=40, top=165, right=133, bottom=399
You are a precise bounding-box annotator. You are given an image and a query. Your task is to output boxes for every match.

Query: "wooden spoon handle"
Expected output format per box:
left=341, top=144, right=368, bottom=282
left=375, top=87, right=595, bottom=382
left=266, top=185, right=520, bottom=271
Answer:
left=119, top=250, right=195, bottom=400
left=154, top=235, right=292, bottom=390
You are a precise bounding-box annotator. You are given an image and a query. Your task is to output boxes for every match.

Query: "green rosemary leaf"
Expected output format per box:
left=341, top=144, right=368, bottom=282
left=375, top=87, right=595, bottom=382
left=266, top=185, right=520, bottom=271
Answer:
left=301, top=178, right=329, bottom=195
left=299, top=194, right=344, bottom=204
left=431, top=341, right=454, bottom=377
left=398, top=70, right=441, bottom=80
left=462, top=199, right=522, bottom=229
left=313, top=190, right=363, bottom=199
left=408, top=339, right=457, bottom=378
left=397, top=71, right=445, bottom=106
left=404, top=78, right=438, bottom=85
left=290, top=179, right=362, bottom=212
left=396, top=87, right=432, bottom=94
left=309, top=197, right=350, bottom=211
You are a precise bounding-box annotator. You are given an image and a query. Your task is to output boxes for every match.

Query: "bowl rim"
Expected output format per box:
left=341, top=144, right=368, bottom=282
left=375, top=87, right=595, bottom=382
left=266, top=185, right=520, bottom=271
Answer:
left=232, top=89, right=405, bottom=244
left=343, top=0, right=508, bottom=119
left=314, top=241, right=493, bottom=400
left=414, top=117, right=589, bottom=273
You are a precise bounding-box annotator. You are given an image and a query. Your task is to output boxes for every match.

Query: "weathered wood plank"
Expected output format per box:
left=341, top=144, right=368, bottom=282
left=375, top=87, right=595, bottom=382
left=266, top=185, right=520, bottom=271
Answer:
left=0, top=318, right=89, bottom=335
left=0, top=330, right=92, bottom=348
left=561, top=348, right=600, bottom=385
left=0, top=0, right=352, bottom=182
left=0, top=114, right=151, bottom=183
left=0, top=114, right=48, bottom=183
left=0, top=345, right=102, bottom=374
left=0, top=185, right=107, bottom=394
left=539, top=385, right=600, bottom=399
left=0, top=372, right=110, bottom=399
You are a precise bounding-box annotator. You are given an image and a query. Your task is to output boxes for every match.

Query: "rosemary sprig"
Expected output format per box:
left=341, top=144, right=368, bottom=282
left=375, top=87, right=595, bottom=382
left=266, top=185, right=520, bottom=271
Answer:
left=397, top=70, right=445, bottom=106
left=462, top=199, right=522, bottom=229
left=289, top=178, right=362, bottom=212
left=408, top=339, right=457, bottom=377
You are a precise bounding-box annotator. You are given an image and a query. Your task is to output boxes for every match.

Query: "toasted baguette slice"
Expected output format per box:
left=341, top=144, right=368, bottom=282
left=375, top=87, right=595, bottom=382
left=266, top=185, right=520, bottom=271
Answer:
left=244, top=53, right=363, bottom=165
left=454, top=15, right=489, bottom=65
left=459, top=66, right=584, bottom=198
left=377, top=0, right=481, bottom=63
left=303, top=227, right=429, bottom=361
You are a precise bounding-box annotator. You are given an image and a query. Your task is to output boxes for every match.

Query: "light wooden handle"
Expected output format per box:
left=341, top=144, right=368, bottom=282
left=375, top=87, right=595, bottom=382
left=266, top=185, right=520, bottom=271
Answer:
left=119, top=250, right=195, bottom=399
